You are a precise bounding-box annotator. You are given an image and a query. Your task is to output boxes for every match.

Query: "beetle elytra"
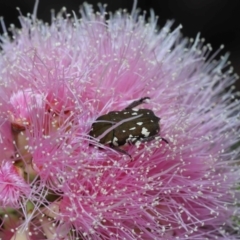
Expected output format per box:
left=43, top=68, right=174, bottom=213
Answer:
left=89, top=97, right=168, bottom=158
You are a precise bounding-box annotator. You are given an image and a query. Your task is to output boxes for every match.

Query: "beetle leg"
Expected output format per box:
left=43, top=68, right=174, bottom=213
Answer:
left=160, top=137, right=169, bottom=144
left=140, top=136, right=169, bottom=144
left=110, top=144, right=132, bottom=160
left=125, top=97, right=150, bottom=109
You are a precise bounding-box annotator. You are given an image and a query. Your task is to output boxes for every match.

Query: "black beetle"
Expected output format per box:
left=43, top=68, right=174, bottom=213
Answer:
left=89, top=97, right=168, bottom=158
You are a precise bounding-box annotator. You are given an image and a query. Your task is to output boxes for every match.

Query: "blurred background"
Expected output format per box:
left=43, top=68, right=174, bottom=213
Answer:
left=0, top=0, right=239, bottom=82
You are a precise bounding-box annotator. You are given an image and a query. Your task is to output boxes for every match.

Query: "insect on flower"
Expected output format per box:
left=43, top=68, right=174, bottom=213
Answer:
left=89, top=97, right=168, bottom=158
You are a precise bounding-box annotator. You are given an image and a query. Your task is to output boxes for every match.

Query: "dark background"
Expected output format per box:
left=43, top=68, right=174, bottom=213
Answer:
left=0, top=0, right=239, bottom=78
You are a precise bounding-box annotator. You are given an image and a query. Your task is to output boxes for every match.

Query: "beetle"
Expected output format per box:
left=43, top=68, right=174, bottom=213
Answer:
left=89, top=97, right=168, bottom=158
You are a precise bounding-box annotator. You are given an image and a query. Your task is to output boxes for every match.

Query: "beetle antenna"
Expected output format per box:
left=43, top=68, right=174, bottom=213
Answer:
left=125, top=97, right=150, bottom=109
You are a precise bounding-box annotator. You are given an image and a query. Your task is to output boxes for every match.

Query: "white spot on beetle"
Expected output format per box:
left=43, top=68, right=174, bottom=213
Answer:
left=123, top=112, right=128, bottom=114
left=135, top=141, right=141, bottom=148
left=129, top=127, right=136, bottom=130
left=113, top=137, right=119, bottom=146
left=136, top=122, right=143, bottom=125
left=126, top=134, right=137, bottom=144
left=125, top=135, right=131, bottom=143
left=141, top=127, right=150, bottom=137
left=132, top=108, right=139, bottom=111
left=132, top=112, right=138, bottom=115
left=122, top=130, right=126, bottom=132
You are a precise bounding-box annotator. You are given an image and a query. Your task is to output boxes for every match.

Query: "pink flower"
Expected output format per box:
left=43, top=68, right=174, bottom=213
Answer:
left=0, top=161, right=30, bottom=207
left=0, top=1, right=239, bottom=239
